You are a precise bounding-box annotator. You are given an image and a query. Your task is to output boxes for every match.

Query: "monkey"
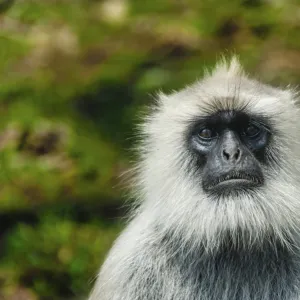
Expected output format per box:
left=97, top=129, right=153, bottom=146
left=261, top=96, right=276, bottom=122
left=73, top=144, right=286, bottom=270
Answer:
left=88, top=57, right=300, bottom=300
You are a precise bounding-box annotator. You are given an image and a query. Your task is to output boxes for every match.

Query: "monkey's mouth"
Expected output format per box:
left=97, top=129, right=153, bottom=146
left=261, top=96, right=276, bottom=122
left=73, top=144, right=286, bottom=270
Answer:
left=204, top=172, right=264, bottom=194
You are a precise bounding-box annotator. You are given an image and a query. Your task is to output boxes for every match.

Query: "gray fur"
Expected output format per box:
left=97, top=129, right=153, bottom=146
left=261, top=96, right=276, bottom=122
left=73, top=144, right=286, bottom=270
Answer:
left=88, top=57, right=300, bottom=300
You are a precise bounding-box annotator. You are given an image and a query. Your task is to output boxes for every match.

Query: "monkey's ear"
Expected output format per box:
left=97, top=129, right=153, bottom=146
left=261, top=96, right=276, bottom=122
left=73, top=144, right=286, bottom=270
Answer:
left=209, top=55, right=244, bottom=79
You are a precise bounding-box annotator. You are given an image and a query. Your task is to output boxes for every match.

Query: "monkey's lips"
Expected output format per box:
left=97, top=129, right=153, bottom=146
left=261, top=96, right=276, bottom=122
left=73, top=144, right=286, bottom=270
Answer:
left=204, top=172, right=263, bottom=194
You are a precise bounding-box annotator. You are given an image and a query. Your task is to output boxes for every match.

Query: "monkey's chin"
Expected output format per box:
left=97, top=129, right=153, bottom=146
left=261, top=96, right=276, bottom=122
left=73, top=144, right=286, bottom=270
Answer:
left=207, top=179, right=262, bottom=197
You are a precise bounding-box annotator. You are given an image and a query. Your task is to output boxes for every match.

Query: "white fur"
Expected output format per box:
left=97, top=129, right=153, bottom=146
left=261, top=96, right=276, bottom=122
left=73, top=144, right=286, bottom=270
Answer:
left=88, top=57, right=300, bottom=300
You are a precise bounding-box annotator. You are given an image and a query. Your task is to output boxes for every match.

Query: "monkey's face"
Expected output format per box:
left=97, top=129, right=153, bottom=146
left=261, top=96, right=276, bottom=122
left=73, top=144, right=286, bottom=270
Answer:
left=140, top=58, right=300, bottom=249
left=189, top=110, right=269, bottom=197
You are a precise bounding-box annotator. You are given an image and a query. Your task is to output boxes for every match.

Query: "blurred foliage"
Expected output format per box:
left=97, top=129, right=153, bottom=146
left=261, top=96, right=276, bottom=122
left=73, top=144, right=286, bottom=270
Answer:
left=1, top=0, right=300, bottom=299
left=1, top=217, right=122, bottom=299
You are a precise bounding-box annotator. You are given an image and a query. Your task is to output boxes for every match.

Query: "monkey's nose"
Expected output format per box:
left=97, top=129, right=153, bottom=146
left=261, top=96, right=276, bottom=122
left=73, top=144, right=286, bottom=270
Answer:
left=222, top=147, right=241, bottom=162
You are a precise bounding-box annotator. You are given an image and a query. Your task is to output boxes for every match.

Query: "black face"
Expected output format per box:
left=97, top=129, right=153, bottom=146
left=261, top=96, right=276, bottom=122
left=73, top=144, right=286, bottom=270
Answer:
left=189, top=110, right=271, bottom=197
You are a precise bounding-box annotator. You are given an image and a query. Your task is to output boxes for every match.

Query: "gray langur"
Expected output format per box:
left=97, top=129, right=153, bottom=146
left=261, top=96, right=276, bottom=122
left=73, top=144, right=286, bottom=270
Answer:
left=88, top=57, right=300, bottom=300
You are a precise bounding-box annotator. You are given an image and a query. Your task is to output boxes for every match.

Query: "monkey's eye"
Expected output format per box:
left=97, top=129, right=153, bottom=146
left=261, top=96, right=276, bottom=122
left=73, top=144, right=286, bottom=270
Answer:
left=198, top=128, right=216, bottom=140
left=243, top=123, right=261, bottom=137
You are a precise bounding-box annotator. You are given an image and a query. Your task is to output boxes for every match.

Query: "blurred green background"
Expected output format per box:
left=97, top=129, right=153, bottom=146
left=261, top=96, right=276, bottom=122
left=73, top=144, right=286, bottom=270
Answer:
left=0, top=0, right=300, bottom=299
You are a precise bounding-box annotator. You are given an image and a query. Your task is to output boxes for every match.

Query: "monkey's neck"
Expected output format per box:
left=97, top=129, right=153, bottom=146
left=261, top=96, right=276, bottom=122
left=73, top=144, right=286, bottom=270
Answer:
left=163, top=232, right=300, bottom=300
left=203, top=244, right=298, bottom=299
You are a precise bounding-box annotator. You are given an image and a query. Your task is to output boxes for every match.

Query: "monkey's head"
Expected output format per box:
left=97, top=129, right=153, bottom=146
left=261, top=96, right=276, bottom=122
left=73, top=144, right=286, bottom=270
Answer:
left=137, top=57, right=300, bottom=251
